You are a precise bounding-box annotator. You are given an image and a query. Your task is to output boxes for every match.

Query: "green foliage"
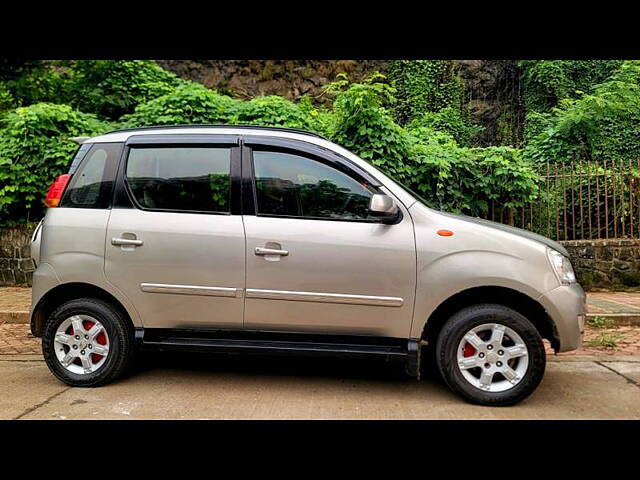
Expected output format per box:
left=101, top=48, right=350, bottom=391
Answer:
left=231, top=95, right=315, bottom=130
left=0, top=103, right=112, bottom=226
left=0, top=60, right=44, bottom=82
left=120, top=83, right=239, bottom=127
left=408, top=107, right=483, bottom=146
left=326, top=73, right=410, bottom=180
left=71, top=60, right=187, bottom=120
left=586, top=331, right=622, bottom=349
left=388, top=60, right=464, bottom=126
left=519, top=60, right=623, bottom=114
left=587, top=315, right=617, bottom=329
left=524, top=61, right=640, bottom=164
left=0, top=83, right=15, bottom=112
left=405, top=127, right=537, bottom=215
left=5, top=60, right=631, bottom=230
left=2, top=62, right=75, bottom=107
left=324, top=75, right=538, bottom=217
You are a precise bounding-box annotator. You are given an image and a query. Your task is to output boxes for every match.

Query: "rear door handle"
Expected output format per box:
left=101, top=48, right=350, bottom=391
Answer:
left=112, top=237, right=143, bottom=247
left=255, top=247, right=288, bottom=256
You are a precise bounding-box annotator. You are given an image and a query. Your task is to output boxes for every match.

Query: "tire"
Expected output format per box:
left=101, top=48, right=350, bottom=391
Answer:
left=435, top=303, right=546, bottom=406
left=42, top=297, right=133, bottom=387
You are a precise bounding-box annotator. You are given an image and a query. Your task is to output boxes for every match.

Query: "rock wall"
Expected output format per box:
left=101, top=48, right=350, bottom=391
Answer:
left=157, top=60, right=387, bottom=106
left=0, top=224, right=36, bottom=286
left=561, top=239, right=640, bottom=290
left=157, top=60, right=524, bottom=146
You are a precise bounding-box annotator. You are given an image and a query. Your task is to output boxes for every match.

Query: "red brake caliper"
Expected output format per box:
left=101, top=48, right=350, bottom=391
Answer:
left=80, top=320, right=106, bottom=364
left=463, top=342, right=476, bottom=357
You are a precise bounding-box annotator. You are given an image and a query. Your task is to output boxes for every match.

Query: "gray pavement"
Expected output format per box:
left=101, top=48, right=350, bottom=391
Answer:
left=2, top=353, right=639, bottom=419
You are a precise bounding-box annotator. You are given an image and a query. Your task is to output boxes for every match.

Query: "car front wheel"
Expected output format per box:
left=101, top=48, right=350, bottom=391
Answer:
left=435, top=303, right=546, bottom=406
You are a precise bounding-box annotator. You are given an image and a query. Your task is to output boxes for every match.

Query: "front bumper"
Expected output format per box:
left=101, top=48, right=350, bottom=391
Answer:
left=538, top=283, right=586, bottom=352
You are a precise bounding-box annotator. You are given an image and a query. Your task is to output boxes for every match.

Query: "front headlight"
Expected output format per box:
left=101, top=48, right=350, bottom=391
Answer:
left=547, top=248, right=576, bottom=285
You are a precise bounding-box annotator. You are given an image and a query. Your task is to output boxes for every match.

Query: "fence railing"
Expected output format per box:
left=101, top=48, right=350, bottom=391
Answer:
left=481, top=159, right=640, bottom=241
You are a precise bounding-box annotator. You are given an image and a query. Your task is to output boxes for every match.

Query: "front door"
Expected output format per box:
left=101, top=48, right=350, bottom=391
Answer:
left=105, top=140, right=245, bottom=330
left=242, top=143, right=416, bottom=339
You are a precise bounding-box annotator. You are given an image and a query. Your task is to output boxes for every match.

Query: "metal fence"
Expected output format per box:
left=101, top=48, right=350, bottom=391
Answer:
left=481, top=159, right=640, bottom=241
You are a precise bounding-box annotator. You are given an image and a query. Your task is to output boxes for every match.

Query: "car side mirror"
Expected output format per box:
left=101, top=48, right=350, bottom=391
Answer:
left=369, top=194, right=400, bottom=224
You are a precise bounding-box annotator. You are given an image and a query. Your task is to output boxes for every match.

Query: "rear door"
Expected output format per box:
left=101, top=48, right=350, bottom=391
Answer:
left=104, top=135, right=245, bottom=330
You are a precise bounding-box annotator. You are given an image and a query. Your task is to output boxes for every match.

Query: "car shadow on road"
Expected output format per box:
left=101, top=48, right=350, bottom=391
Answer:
left=129, top=350, right=438, bottom=386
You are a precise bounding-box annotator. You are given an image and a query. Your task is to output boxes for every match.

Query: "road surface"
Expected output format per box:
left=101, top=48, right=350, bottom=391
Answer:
left=2, top=352, right=639, bottom=419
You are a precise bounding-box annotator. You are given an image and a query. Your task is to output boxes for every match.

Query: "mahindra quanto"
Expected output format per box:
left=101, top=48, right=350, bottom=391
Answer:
left=29, top=125, right=586, bottom=405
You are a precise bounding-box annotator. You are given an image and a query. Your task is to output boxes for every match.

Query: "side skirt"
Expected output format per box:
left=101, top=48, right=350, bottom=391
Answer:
left=138, top=328, right=421, bottom=376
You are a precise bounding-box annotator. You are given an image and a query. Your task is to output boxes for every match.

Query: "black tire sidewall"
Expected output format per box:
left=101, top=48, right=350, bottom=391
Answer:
left=42, top=298, right=132, bottom=387
left=435, top=304, right=546, bottom=406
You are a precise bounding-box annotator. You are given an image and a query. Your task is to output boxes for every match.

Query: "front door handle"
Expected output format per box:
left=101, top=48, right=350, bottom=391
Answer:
left=112, top=237, right=143, bottom=247
left=255, top=247, right=288, bottom=256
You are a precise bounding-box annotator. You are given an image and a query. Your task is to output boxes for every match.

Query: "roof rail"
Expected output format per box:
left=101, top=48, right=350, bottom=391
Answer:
left=103, top=124, right=329, bottom=141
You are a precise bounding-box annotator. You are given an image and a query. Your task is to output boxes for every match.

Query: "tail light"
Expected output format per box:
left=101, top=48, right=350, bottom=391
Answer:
left=44, top=174, right=71, bottom=208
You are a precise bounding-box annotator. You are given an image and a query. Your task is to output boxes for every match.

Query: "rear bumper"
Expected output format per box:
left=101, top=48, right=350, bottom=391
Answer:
left=538, top=283, right=586, bottom=352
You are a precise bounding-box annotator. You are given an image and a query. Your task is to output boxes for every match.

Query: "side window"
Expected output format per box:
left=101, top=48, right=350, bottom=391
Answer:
left=60, top=142, right=122, bottom=209
left=126, top=147, right=231, bottom=213
left=253, top=150, right=378, bottom=221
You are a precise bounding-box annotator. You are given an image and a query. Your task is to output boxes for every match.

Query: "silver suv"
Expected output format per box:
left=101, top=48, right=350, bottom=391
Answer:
left=30, top=125, right=585, bottom=406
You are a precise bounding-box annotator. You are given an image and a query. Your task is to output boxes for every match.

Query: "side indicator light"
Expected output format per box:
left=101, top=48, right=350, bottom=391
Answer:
left=437, top=229, right=454, bottom=237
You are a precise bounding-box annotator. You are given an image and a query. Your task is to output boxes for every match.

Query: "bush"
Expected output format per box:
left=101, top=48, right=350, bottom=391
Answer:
left=71, top=60, right=187, bottom=120
left=231, top=95, right=316, bottom=130
left=2, top=62, right=75, bottom=108
left=326, top=73, right=411, bottom=180
left=120, top=83, right=239, bottom=127
left=406, top=127, right=537, bottom=215
left=325, top=74, right=537, bottom=217
left=0, top=103, right=112, bottom=225
left=523, top=61, right=640, bottom=164
left=519, top=60, right=623, bottom=114
left=408, top=107, right=483, bottom=146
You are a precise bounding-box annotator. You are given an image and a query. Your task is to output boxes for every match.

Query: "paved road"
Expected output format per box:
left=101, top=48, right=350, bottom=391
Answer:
left=2, top=353, right=639, bottom=419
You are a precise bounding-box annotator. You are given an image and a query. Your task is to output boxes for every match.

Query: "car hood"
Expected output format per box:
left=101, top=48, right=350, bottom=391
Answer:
left=437, top=210, right=569, bottom=257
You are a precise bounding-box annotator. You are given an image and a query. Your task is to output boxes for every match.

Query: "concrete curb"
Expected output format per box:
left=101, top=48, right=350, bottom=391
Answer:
left=0, top=311, right=28, bottom=324
left=0, top=354, right=42, bottom=361
left=586, top=313, right=640, bottom=325
left=548, top=354, right=640, bottom=363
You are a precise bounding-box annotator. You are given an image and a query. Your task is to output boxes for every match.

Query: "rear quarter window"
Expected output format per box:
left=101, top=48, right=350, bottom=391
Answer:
left=60, top=143, right=123, bottom=209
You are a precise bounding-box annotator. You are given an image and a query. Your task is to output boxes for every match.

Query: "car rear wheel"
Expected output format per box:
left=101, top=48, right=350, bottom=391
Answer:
left=42, top=298, right=133, bottom=387
left=435, top=303, right=546, bottom=406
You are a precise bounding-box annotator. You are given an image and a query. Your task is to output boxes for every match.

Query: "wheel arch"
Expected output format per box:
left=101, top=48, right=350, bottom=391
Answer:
left=421, top=286, right=560, bottom=352
left=30, top=282, right=136, bottom=338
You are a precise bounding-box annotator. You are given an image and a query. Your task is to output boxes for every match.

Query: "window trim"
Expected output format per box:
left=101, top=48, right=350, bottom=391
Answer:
left=245, top=142, right=399, bottom=224
left=121, top=143, right=241, bottom=216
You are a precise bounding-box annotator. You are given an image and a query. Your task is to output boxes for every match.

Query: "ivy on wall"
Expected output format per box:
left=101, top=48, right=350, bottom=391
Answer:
left=387, top=61, right=463, bottom=124
left=522, top=61, right=640, bottom=164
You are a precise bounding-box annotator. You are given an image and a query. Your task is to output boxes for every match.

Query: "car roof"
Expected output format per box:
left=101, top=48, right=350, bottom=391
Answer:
left=88, top=124, right=328, bottom=143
